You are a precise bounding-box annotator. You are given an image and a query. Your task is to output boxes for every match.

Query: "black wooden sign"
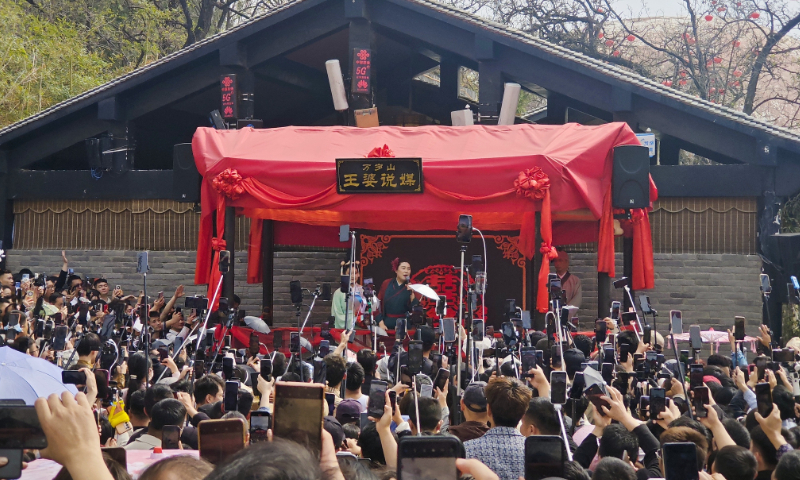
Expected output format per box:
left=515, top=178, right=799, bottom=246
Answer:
left=336, top=158, right=423, bottom=193
left=220, top=74, right=238, bottom=119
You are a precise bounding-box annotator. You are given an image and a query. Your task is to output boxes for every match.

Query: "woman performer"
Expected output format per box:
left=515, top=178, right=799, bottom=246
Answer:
left=376, top=258, right=420, bottom=331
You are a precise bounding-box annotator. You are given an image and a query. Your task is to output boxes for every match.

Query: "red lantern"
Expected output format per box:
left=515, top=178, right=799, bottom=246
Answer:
left=605, top=40, right=614, bottom=46
left=612, top=50, right=620, bottom=56
left=733, top=81, right=740, bottom=87
left=718, top=88, right=725, bottom=94
left=718, top=6, right=726, bottom=11
left=597, top=7, right=604, bottom=13
left=663, top=80, right=673, bottom=87
left=711, top=0, right=716, bottom=4
left=679, top=79, right=688, bottom=85
left=705, top=14, right=714, bottom=21
left=736, top=2, right=741, bottom=5
left=714, top=57, right=723, bottom=63
left=680, top=71, right=687, bottom=77
left=750, top=12, right=760, bottom=19
left=709, top=88, right=717, bottom=94
left=688, top=38, right=696, bottom=45
left=598, top=32, right=604, bottom=39
left=626, top=35, right=636, bottom=41
left=733, top=70, right=742, bottom=77
left=733, top=40, right=741, bottom=47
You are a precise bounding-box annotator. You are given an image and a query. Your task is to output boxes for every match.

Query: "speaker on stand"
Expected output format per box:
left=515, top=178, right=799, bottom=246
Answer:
left=612, top=145, right=651, bottom=209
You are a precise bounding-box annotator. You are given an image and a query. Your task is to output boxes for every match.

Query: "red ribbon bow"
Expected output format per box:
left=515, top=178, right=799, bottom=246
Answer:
left=212, top=168, right=245, bottom=200
left=540, top=243, right=558, bottom=259
left=514, top=167, right=550, bottom=201
left=366, top=145, right=395, bottom=158
left=211, top=237, right=227, bottom=251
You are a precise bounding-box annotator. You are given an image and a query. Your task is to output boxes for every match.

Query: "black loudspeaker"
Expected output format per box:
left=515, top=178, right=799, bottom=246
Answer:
left=173, top=143, right=201, bottom=203
left=612, top=145, right=650, bottom=209
left=773, top=233, right=800, bottom=277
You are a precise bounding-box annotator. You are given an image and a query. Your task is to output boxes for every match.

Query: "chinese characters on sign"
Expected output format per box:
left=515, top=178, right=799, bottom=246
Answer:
left=220, top=74, right=238, bottom=120
left=351, top=48, right=371, bottom=95
left=337, top=158, right=423, bottom=193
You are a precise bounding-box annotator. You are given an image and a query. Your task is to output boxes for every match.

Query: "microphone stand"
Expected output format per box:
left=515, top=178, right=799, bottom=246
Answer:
left=554, top=404, right=573, bottom=462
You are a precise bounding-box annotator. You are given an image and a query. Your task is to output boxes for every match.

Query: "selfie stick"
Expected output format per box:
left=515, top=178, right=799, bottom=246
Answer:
left=554, top=404, right=573, bottom=462
left=456, top=244, right=467, bottom=396
left=622, top=286, right=644, bottom=342
left=668, top=317, right=693, bottom=420
left=412, top=375, right=422, bottom=435
left=185, top=275, right=225, bottom=389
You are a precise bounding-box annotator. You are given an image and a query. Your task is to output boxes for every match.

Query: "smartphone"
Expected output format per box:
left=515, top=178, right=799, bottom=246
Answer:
left=101, top=447, right=127, bottom=470
left=360, top=412, right=370, bottom=430
left=389, top=390, right=398, bottom=411
left=52, top=325, right=69, bottom=351
left=408, top=341, right=424, bottom=376
left=619, top=343, right=630, bottom=363
left=524, top=435, right=564, bottom=480
left=472, top=320, right=484, bottom=342
left=273, top=382, right=324, bottom=451
left=62, top=370, right=87, bottom=385
left=639, top=395, right=650, bottom=417
left=693, top=386, right=709, bottom=418
left=433, top=368, right=450, bottom=392
left=760, top=273, right=772, bottom=294
left=222, top=357, right=234, bottom=380
left=290, top=332, right=300, bottom=353
left=550, top=371, right=567, bottom=404
left=650, top=388, right=666, bottom=421
left=0, top=406, right=48, bottom=449
left=249, top=333, right=260, bottom=357
left=690, top=325, right=702, bottom=350
left=643, top=325, right=652, bottom=345
left=662, top=442, right=699, bottom=480
left=521, top=347, right=536, bottom=375
left=260, top=356, right=273, bottom=382
left=198, top=418, right=246, bottom=465
left=585, top=383, right=610, bottom=415
left=603, top=346, right=616, bottom=365
left=689, top=364, right=704, bottom=390
left=158, top=346, right=169, bottom=361
left=161, top=425, right=181, bottom=449
left=224, top=381, right=239, bottom=413
left=158, top=291, right=164, bottom=300
left=601, top=363, right=614, bottom=384
left=595, top=319, right=607, bottom=344
left=397, top=435, right=461, bottom=480
left=734, top=316, right=746, bottom=342
left=0, top=449, right=22, bottom=479
left=325, top=393, right=336, bottom=416
left=756, top=382, right=773, bottom=418
left=443, top=318, right=456, bottom=343
left=43, top=321, right=53, bottom=340
left=610, top=301, right=620, bottom=320
left=249, top=411, right=271, bottom=444
left=368, top=380, right=389, bottom=418
left=670, top=310, right=683, bottom=334
left=570, top=372, right=585, bottom=400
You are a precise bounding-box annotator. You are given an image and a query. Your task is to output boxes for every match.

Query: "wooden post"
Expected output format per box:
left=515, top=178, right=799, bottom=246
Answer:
left=223, top=206, right=236, bottom=303
left=597, top=273, right=611, bottom=320
left=262, top=220, right=274, bottom=326
left=532, top=212, right=544, bottom=330
left=623, top=236, right=634, bottom=312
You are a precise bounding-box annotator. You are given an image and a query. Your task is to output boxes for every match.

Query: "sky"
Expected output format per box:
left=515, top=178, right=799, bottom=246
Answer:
left=613, top=0, right=692, bottom=18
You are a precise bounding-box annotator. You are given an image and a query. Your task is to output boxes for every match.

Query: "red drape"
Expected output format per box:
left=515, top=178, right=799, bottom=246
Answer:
left=206, top=202, right=226, bottom=310
left=247, top=218, right=263, bottom=284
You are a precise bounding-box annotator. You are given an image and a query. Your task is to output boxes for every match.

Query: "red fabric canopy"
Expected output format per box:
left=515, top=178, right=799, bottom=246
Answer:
left=191, top=123, right=656, bottom=308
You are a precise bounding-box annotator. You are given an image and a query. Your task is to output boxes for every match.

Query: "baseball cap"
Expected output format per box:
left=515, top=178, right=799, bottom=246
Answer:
left=462, top=381, right=487, bottom=412
left=324, top=416, right=345, bottom=448
left=335, top=399, right=362, bottom=425
left=563, top=348, right=586, bottom=377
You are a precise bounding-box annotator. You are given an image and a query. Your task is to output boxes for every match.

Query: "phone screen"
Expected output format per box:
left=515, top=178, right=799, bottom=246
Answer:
left=734, top=317, right=745, bottom=342
left=595, top=320, right=607, bottom=344
left=161, top=425, right=181, bottom=449
left=398, top=436, right=460, bottom=480
left=326, top=393, right=336, bottom=416
left=585, top=384, right=610, bottom=415
left=472, top=320, right=484, bottom=342
left=550, top=371, right=567, bottom=404
left=290, top=332, right=300, bottom=353
left=0, top=406, right=47, bottom=449
left=52, top=326, right=69, bottom=351
left=443, top=319, right=456, bottom=343
left=643, top=326, right=652, bottom=345
left=756, top=383, right=773, bottom=418
left=761, top=274, right=772, bottom=293
left=663, top=443, right=699, bottom=480
left=610, top=301, right=620, bottom=320
left=521, top=347, right=536, bottom=375
left=619, top=343, right=630, bottom=363
left=650, top=388, right=666, bottom=421
left=408, top=341, right=424, bottom=376
left=368, top=380, right=388, bottom=418
left=690, top=364, right=704, bottom=390
left=433, top=368, right=450, bottom=391
left=62, top=370, right=87, bottom=385
left=360, top=412, right=370, bottom=429
left=670, top=310, right=683, bottom=334
left=693, top=387, right=709, bottom=418
left=224, top=381, right=238, bottom=413
left=198, top=419, right=246, bottom=465
left=389, top=390, right=397, bottom=410
left=273, top=382, right=323, bottom=452
left=260, top=357, right=273, bottom=382
left=601, top=363, right=614, bottom=384
left=250, top=412, right=271, bottom=444
left=690, top=326, right=702, bottom=350
left=524, top=435, right=564, bottom=480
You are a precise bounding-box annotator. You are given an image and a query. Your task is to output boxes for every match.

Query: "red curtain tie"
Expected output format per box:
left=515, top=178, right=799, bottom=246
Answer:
left=540, top=243, right=558, bottom=259
left=366, top=145, right=395, bottom=158
left=212, top=168, right=246, bottom=200
left=211, top=237, right=227, bottom=251
left=514, top=167, right=550, bottom=200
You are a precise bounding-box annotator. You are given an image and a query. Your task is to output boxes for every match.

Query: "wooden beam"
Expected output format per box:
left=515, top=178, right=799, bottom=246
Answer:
left=474, top=35, right=494, bottom=61
left=479, top=61, right=502, bottom=117
left=223, top=206, right=236, bottom=302
left=8, top=169, right=174, bottom=199
left=262, top=219, right=274, bottom=326
left=97, top=97, right=121, bottom=121
left=650, top=165, right=768, bottom=197
left=344, top=0, right=367, bottom=19
left=219, top=41, right=247, bottom=67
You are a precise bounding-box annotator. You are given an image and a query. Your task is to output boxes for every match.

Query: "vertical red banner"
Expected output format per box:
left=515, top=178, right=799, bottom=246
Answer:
left=351, top=48, right=372, bottom=95
left=220, top=74, right=238, bottom=119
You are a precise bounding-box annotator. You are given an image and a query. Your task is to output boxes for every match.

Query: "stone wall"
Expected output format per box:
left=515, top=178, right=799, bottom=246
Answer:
left=6, top=250, right=764, bottom=335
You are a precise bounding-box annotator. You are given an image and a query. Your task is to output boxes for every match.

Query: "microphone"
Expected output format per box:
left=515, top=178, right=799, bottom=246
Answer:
left=404, top=275, right=410, bottom=285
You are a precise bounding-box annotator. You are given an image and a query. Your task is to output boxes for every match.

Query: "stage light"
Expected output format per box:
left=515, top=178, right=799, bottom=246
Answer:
left=451, top=106, right=474, bottom=126
left=497, top=82, right=521, bottom=125
left=325, top=60, right=349, bottom=111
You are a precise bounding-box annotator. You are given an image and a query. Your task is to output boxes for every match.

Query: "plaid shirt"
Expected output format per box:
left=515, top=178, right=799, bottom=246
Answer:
left=464, top=426, right=525, bottom=480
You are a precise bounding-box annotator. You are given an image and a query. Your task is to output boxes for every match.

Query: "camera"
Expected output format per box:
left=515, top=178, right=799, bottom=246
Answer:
left=185, top=296, right=209, bottom=311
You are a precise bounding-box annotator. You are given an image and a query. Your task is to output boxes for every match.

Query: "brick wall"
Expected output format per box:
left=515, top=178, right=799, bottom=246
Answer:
left=6, top=250, right=764, bottom=335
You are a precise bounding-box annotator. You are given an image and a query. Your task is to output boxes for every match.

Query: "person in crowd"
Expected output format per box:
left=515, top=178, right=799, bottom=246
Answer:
left=138, top=455, right=213, bottom=480
left=464, top=377, right=531, bottom=480
left=324, top=353, right=348, bottom=408
left=194, top=373, right=225, bottom=407
left=70, top=332, right=102, bottom=370
left=406, top=396, right=444, bottom=435
left=553, top=250, right=582, bottom=307
left=591, top=457, right=637, bottom=480
left=449, top=382, right=490, bottom=443
left=125, top=398, right=187, bottom=450
left=336, top=399, right=363, bottom=426
left=773, top=449, right=800, bottom=480
left=332, top=261, right=367, bottom=329
left=357, top=349, right=378, bottom=393
left=344, top=361, right=369, bottom=410
left=711, top=445, right=758, bottom=480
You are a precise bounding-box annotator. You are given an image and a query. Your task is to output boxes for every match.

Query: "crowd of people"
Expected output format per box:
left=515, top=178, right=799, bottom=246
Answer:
left=1, top=254, right=800, bottom=480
